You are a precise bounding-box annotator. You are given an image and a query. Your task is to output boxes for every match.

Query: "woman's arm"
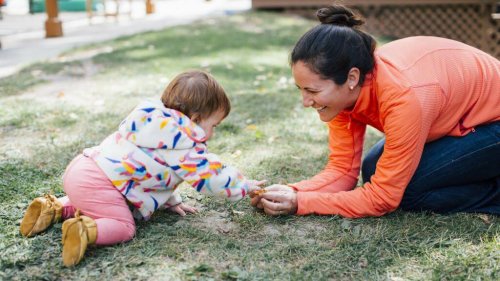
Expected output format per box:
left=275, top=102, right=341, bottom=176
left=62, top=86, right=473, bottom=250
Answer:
left=252, top=113, right=365, bottom=215
left=296, top=89, right=428, bottom=217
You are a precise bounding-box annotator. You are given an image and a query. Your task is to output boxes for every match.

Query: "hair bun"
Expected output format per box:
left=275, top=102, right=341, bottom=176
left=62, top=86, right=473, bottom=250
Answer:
left=316, top=5, right=364, bottom=28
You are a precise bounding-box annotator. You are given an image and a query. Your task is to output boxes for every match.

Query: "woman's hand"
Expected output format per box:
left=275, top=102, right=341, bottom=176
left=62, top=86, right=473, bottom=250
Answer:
left=251, top=184, right=298, bottom=215
left=168, top=203, right=198, bottom=217
left=249, top=182, right=279, bottom=209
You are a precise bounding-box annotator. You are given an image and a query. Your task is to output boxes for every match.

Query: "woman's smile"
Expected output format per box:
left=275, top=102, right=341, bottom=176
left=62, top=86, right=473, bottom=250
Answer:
left=292, top=61, right=360, bottom=122
left=315, top=105, right=327, bottom=112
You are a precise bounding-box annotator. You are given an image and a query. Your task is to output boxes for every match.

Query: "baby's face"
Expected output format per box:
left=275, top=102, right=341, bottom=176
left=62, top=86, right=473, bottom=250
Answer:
left=197, top=110, right=225, bottom=140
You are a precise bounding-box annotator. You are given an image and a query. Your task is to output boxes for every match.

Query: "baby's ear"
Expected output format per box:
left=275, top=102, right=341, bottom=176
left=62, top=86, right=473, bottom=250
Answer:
left=190, top=113, right=201, bottom=124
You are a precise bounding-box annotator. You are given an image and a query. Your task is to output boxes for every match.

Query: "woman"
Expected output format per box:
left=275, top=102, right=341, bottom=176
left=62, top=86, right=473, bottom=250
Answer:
left=251, top=5, right=500, bottom=217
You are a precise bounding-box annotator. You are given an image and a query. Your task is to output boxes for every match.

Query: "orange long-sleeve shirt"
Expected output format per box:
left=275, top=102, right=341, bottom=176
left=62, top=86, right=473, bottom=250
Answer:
left=290, top=36, right=500, bottom=217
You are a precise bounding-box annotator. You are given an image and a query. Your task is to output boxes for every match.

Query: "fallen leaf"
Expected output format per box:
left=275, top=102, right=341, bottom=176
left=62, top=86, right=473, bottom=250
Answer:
left=358, top=257, right=368, bottom=268
left=231, top=210, right=244, bottom=215
left=231, top=150, right=242, bottom=158
left=340, top=219, right=352, bottom=230
left=478, top=214, right=491, bottom=224
left=245, top=124, right=257, bottom=131
left=217, top=226, right=231, bottom=234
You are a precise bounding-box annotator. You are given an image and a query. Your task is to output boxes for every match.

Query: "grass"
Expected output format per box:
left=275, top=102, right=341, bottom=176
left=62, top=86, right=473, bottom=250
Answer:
left=0, top=11, right=498, bottom=281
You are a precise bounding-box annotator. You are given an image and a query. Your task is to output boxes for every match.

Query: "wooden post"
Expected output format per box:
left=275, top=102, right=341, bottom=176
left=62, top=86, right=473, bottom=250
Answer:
left=146, top=0, right=155, bottom=14
left=86, top=0, right=93, bottom=20
left=45, top=0, right=63, bottom=37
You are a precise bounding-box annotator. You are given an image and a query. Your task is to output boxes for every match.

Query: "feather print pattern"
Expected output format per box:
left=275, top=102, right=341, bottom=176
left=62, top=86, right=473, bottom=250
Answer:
left=84, top=100, right=249, bottom=220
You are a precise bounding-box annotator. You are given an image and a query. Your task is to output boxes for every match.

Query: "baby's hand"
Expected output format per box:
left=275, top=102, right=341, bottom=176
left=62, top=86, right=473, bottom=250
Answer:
left=247, top=179, right=267, bottom=198
left=168, top=203, right=198, bottom=217
left=247, top=179, right=267, bottom=187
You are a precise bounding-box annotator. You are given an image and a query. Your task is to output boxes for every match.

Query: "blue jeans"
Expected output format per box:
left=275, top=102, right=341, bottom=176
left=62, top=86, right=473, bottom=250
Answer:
left=361, top=121, right=500, bottom=214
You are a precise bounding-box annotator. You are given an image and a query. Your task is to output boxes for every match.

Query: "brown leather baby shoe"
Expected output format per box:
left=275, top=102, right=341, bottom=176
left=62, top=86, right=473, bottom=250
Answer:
left=20, top=194, right=63, bottom=237
left=62, top=210, right=97, bottom=267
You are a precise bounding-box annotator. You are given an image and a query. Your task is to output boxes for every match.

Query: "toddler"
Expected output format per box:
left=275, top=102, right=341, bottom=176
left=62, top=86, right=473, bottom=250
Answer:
left=20, top=70, right=262, bottom=266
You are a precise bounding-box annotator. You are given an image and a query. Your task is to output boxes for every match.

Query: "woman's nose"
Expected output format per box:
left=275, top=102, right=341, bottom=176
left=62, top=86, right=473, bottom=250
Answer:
left=301, top=92, right=313, bottom=107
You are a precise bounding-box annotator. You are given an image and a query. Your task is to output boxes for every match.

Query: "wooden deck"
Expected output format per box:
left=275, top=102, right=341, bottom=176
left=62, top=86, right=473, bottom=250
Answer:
left=252, top=0, right=500, bottom=58
left=252, top=0, right=497, bottom=8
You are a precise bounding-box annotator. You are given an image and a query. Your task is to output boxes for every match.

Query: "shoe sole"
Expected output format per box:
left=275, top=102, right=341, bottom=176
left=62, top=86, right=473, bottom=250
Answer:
left=62, top=220, right=88, bottom=267
left=20, top=200, right=45, bottom=237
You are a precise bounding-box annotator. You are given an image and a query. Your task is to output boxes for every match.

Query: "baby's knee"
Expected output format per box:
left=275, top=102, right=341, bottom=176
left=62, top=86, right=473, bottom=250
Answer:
left=123, top=221, right=136, bottom=241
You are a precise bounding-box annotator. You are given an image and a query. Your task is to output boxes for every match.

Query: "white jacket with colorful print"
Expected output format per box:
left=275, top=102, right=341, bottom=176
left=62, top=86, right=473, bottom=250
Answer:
left=84, top=99, right=249, bottom=220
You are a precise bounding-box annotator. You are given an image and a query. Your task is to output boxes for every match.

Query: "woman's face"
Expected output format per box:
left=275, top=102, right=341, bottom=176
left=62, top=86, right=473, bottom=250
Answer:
left=292, top=61, right=360, bottom=122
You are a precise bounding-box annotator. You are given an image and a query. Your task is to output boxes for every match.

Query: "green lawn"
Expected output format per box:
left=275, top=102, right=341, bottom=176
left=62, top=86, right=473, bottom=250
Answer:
left=0, top=12, right=498, bottom=281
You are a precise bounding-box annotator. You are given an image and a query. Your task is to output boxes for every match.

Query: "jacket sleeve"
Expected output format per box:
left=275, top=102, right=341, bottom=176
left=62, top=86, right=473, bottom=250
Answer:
left=166, top=145, right=249, bottom=201
left=164, top=190, right=183, bottom=208
left=289, top=112, right=365, bottom=193
left=296, top=88, right=428, bottom=217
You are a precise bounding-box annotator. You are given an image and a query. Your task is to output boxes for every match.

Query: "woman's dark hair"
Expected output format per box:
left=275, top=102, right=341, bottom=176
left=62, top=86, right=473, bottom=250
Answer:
left=290, top=4, right=376, bottom=85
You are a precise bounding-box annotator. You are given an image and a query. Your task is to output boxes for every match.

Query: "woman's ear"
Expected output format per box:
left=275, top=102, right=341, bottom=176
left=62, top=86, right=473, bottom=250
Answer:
left=347, top=67, right=361, bottom=89
left=190, top=113, right=201, bottom=124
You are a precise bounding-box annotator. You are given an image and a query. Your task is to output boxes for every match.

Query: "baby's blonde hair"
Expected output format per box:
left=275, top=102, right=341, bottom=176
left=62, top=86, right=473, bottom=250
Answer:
left=161, top=70, right=230, bottom=120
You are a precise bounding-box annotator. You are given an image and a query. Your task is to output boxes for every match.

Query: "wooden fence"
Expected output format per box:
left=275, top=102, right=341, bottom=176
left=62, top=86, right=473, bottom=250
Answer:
left=252, top=0, right=500, bottom=58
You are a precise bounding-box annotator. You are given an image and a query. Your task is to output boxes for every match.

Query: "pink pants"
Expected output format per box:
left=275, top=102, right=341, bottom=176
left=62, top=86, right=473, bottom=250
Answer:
left=60, top=154, right=135, bottom=245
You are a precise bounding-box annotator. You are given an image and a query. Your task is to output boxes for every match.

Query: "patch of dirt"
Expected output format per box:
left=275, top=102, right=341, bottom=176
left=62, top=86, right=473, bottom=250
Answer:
left=0, top=128, right=50, bottom=160
left=176, top=210, right=238, bottom=235
left=260, top=221, right=327, bottom=240
left=262, top=224, right=282, bottom=236
left=6, top=59, right=108, bottom=113
left=290, top=221, right=327, bottom=237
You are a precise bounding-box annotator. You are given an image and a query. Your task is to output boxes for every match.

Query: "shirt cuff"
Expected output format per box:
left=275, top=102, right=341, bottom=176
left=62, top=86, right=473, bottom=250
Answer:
left=287, top=183, right=299, bottom=191
left=296, top=191, right=315, bottom=215
left=165, top=192, right=182, bottom=207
